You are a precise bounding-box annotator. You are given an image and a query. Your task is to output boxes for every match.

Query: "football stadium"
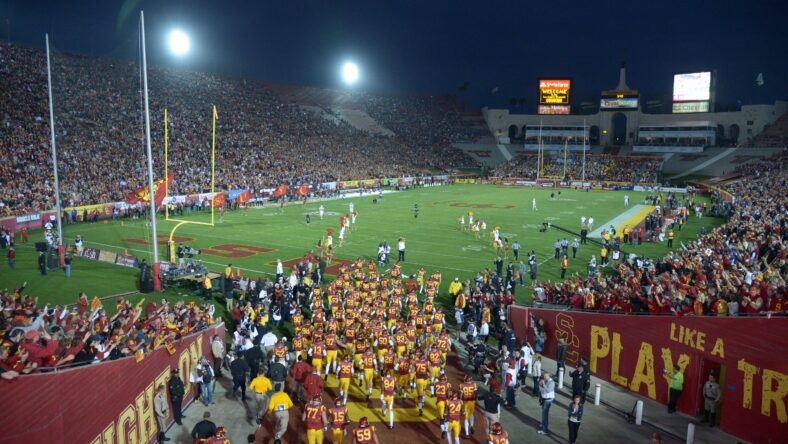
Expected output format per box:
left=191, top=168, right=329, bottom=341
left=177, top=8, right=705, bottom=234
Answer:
left=0, top=2, right=786, bottom=444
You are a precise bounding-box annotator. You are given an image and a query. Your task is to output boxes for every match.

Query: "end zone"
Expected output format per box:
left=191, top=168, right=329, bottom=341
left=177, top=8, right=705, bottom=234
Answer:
left=589, top=204, right=655, bottom=237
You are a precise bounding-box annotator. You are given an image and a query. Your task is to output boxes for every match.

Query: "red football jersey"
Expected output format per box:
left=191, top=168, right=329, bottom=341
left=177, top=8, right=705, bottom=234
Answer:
left=304, top=402, right=326, bottom=430
left=446, top=399, right=463, bottom=421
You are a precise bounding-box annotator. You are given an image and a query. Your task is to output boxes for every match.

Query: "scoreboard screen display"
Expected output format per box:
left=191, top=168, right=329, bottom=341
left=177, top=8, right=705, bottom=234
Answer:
left=672, top=101, right=710, bottom=113
left=600, top=90, right=639, bottom=110
left=672, top=72, right=711, bottom=102
left=538, top=79, right=571, bottom=105
left=537, top=105, right=570, bottom=115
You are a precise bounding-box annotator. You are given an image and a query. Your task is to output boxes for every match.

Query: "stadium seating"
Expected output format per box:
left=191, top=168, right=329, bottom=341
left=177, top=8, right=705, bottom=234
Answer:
left=534, top=156, right=786, bottom=315
left=0, top=42, right=481, bottom=217
left=493, top=153, right=661, bottom=184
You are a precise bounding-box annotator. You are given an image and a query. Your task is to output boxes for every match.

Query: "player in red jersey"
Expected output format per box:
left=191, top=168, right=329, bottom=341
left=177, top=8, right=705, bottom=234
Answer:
left=359, top=348, right=377, bottom=401
left=204, top=426, right=230, bottom=443
left=380, top=369, right=397, bottom=429
left=488, top=422, right=510, bottom=444
left=303, top=394, right=329, bottom=444
left=434, top=373, right=452, bottom=438
left=445, top=390, right=464, bottom=444
left=413, top=351, right=430, bottom=416
left=352, top=417, right=379, bottom=444
left=337, top=354, right=354, bottom=405
left=330, top=397, right=350, bottom=444
left=459, top=374, right=478, bottom=437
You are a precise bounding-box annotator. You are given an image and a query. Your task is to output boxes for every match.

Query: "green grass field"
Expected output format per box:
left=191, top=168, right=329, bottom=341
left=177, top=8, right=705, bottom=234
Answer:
left=1, top=184, right=722, bottom=312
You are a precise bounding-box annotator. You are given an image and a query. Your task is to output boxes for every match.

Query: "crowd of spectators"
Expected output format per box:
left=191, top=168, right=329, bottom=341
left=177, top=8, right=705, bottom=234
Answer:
left=1, top=42, right=479, bottom=217
left=0, top=288, right=216, bottom=378
left=535, top=158, right=786, bottom=316
left=493, top=153, right=661, bottom=184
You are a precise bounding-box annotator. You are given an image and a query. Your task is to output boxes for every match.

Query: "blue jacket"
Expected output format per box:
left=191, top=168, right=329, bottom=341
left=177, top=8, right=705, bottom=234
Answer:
left=568, top=403, right=584, bottom=421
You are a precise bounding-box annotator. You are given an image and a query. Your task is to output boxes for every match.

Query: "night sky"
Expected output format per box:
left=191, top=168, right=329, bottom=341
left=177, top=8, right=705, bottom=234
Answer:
left=3, top=0, right=786, bottom=111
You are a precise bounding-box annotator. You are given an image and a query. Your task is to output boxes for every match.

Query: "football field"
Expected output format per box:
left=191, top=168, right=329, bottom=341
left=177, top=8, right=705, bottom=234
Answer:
left=1, top=184, right=722, bottom=310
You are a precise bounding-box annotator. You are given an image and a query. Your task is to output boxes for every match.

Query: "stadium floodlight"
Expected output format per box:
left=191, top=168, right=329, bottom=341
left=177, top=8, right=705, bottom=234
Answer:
left=168, top=29, right=190, bottom=56
left=342, top=62, right=359, bottom=84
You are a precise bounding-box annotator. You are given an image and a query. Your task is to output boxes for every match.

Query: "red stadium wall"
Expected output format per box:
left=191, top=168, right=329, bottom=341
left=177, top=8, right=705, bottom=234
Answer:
left=510, top=307, right=788, bottom=444
left=0, top=324, right=225, bottom=444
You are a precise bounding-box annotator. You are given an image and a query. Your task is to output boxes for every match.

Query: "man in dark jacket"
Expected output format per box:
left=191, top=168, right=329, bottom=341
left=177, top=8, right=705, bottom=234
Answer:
left=570, top=364, right=591, bottom=404
left=245, top=345, right=263, bottom=381
left=191, top=411, right=217, bottom=441
left=230, top=353, right=251, bottom=400
left=38, top=251, right=47, bottom=275
left=556, top=338, right=567, bottom=374
left=268, top=357, right=288, bottom=392
left=168, top=368, right=186, bottom=425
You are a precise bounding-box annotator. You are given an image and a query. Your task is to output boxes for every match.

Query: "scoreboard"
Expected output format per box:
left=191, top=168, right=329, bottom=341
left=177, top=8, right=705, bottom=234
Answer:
left=672, top=71, right=713, bottom=113
left=600, top=90, right=639, bottom=110
left=538, top=79, right=571, bottom=114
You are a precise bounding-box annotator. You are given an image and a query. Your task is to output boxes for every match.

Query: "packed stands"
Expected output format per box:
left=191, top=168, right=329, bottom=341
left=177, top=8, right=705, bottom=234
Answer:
left=493, top=153, right=661, bottom=184
left=0, top=43, right=480, bottom=217
left=0, top=290, right=216, bottom=376
left=535, top=157, right=786, bottom=315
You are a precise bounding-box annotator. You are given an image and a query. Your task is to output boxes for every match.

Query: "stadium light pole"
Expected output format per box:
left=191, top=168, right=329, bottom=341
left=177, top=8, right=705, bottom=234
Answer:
left=536, top=120, right=543, bottom=181
left=45, top=33, right=64, bottom=259
left=140, top=12, right=160, bottom=270
left=582, top=118, right=587, bottom=182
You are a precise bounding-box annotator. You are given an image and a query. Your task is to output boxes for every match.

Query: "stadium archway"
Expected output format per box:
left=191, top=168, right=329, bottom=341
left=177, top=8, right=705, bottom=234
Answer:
left=612, top=113, right=627, bottom=145
left=729, top=124, right=740, bottom=143
left=589, top=125, right=600, bottom=145
left=508, top=124, right=518, bottom=140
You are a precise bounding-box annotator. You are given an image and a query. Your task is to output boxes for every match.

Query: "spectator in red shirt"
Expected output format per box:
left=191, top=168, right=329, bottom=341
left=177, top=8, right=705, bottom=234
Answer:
left=303, top=368, right=324, bottom=401
left=289, top=354, right=312, bottom=404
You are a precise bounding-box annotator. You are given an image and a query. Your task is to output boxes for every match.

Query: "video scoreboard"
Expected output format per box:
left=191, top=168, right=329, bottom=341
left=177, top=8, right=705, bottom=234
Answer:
left=538, top=79, right=571, bottom=114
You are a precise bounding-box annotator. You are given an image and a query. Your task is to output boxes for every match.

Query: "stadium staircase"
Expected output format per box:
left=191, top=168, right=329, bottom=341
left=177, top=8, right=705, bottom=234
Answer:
left=332, top=107, right=395, bottom=136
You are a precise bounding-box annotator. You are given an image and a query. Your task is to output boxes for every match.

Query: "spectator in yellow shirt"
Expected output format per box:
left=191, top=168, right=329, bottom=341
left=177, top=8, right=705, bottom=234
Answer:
left=268, top=391, right=294, bottom=443
left=249, top=372, right=273, bottom=423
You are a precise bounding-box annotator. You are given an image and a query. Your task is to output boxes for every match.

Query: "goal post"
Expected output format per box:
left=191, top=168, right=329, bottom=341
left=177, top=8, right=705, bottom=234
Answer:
left=164, top=105, right=218, bottom=262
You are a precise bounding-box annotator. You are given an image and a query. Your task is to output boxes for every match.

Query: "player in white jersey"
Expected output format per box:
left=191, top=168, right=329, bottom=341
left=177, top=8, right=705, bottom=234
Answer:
left=532, top=198, right=537, bottom=211
left=319, top=205, right=325, bottom=219
left=624, top=195, right=630, bottom=207
left=349, top=202, right=355, bottom=214
left=351, top=210, right=357, bottom=229
left=588, top=217, right=595, bottom=231
left=459, top=215, right=466, bottom=231
left=581, top=216, right=586, bottom=228
left=339, top=226, right=346, bottom=247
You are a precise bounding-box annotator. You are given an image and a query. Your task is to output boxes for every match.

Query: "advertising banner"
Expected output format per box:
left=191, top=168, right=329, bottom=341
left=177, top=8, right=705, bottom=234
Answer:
left=15, top=212, right=41, bottom=224
left=97, top=249, right=118, bottom=264
left=115, top=253, right=138, bottom=268
left=0, top=324, right=224, bottom=444
left=80, top=247, right=101, bottom=261
left=510, top=307, right=788, bottom=444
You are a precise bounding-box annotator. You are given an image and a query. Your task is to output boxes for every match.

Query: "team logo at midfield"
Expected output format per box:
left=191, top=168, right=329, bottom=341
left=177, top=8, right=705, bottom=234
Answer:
left=306, top=211, right=340, bottom=216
